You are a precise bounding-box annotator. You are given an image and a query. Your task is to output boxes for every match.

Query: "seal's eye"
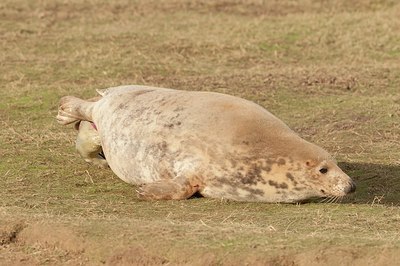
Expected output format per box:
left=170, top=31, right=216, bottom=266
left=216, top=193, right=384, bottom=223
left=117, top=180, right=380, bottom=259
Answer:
left=319, top=168, right=328, bottom=174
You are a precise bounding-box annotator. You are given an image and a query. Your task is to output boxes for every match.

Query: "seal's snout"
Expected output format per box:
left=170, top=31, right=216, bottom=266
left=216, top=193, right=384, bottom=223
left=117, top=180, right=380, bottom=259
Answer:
left=345, top=181, right=356, bottom=194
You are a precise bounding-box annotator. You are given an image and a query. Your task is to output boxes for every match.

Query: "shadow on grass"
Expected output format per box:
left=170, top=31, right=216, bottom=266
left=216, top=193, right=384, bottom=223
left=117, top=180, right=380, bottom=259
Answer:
left=339, top=162, right=400, bottom=205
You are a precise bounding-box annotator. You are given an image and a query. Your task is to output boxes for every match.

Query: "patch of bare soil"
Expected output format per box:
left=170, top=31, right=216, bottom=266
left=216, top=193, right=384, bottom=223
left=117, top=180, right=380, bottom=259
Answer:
left=18, top=223, right=86, bottom=254
left=1, top=222, right=89, bottom=265
left=220, top=247, right=400, bottom=266
left=107, top=246, right=168, bottom=265
left=294, top=247, right=400, bottom=266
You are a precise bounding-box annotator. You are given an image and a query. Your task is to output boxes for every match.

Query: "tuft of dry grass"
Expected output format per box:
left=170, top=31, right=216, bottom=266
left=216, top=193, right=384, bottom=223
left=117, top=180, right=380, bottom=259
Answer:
left=1, top=0, right=400, bottom=264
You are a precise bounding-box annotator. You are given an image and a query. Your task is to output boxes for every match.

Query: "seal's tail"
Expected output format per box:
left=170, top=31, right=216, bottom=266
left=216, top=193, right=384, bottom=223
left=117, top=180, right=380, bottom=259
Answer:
left=56, top=96, right=95, bottom=125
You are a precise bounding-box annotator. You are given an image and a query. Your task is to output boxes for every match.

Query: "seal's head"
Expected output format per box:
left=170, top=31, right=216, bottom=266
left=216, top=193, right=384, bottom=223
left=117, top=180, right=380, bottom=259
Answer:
left=303, top=158, right=355, bottom=197
left=285, top=142, right=356, bottom=202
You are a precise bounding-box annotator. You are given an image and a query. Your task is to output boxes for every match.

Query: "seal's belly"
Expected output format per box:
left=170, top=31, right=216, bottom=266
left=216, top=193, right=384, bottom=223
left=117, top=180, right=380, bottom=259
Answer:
left=90, top=89, right=244, bottom=184
left=96, top=118, right=209, bottom=184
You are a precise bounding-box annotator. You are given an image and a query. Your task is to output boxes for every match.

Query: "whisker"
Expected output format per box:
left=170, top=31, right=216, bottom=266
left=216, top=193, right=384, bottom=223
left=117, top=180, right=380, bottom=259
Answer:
left=319, top=195, right=346, bottom=204
left=331, top=196, right=337, bottom=204
left=325, top=197, right=331, bottom=203
left=320, top=197, right=329, bottom=203
left=328, top=196, right=336, bottom=204
left=333, top=196, right=339, bottom=204
left=323, top=196, right=331, bottom=204
left=335, top=196, right=340, bottom=204
left=326, top=197, right=333, bottom=204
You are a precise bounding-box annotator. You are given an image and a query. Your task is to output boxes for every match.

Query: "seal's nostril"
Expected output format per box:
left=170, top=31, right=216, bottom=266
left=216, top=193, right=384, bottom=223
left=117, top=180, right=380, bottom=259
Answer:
left=348, top=182, right=356, bottom=194
left=350, top=182, right=356, bottom=193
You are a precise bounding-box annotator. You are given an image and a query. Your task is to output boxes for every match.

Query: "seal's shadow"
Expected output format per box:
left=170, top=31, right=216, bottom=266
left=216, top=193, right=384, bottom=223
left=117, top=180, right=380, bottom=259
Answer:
left=337, top=162, right=400, bottom=205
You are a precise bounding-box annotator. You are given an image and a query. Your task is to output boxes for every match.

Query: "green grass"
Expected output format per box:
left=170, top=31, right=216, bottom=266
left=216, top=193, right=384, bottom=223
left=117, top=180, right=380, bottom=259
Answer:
left=1, top=0, right=400, bottom=265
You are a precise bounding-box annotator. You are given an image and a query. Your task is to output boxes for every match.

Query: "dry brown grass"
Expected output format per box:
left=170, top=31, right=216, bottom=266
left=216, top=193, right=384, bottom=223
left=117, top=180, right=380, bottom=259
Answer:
left=1, top=0, right=400, bottom=264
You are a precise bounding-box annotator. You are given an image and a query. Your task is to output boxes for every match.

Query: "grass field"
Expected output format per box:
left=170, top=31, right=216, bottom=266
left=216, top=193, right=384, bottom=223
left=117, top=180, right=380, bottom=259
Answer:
left=1, top=0, right=400, bottom=265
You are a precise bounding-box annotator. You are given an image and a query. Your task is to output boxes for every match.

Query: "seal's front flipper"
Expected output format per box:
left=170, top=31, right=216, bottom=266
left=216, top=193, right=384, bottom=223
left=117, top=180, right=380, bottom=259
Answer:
left=137, top=178, right=200, bottom=200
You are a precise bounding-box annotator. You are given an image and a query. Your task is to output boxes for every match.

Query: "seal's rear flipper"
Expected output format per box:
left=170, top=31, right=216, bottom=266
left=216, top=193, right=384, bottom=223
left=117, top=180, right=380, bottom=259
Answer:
left=56, top=96, right=95, bottom=125
left=137, top=177, right=200, bottom=200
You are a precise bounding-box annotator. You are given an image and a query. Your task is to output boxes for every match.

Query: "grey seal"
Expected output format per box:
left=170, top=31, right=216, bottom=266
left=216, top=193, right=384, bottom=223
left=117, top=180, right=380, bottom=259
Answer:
left=57, top=85, right=356, bottom=202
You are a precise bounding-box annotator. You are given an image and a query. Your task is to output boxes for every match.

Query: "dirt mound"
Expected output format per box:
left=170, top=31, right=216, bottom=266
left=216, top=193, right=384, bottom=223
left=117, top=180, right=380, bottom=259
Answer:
left=0, top=221, right=25, bottom=246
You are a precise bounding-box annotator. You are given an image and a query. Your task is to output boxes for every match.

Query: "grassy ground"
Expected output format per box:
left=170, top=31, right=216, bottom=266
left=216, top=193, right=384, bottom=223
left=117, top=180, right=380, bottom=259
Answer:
left=1, top=0, right=400, bottom=265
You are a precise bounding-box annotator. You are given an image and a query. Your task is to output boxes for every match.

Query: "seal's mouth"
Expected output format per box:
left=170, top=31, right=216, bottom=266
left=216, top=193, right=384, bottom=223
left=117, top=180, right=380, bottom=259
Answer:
left=324, top=180, right=357, bottom=196
left=316, top=180, right=356, bottom=204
